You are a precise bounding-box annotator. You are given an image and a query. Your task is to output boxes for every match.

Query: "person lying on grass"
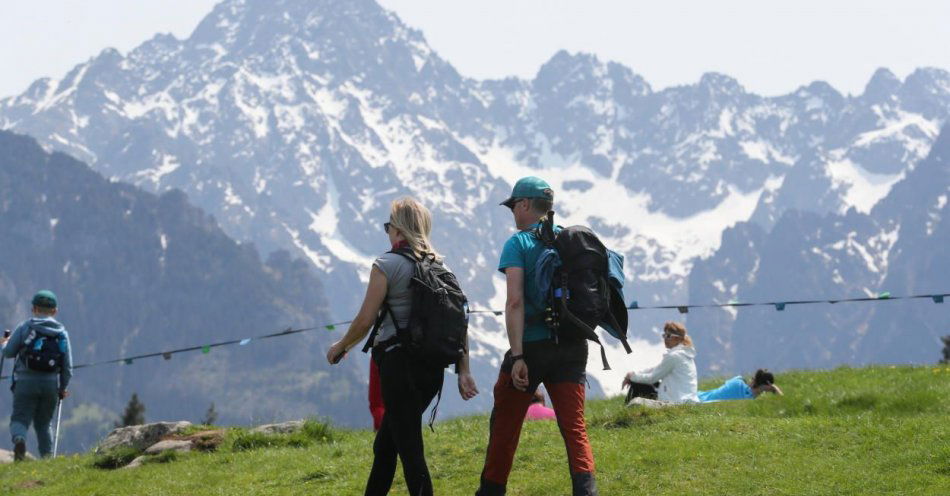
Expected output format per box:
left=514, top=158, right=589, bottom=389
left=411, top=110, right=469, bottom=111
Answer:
left=698, top=369, right=783, bottom=402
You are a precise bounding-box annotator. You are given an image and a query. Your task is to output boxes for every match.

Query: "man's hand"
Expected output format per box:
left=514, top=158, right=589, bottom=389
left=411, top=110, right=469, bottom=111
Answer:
left=458, top=372, right=479, bottom=400
left=1, top=329, right=10, bottom=347
left=58, top=390, right=69, bottom=401
left=326, top=341, right=347, bottom=365
left=511, top=358, right=529, bottom=391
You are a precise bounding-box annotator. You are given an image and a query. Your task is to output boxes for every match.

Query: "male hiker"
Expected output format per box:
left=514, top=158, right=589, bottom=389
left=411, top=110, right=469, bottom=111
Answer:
left=1, top=290, right=72, bottom=461
left=476, top=177, right=598, bottom=496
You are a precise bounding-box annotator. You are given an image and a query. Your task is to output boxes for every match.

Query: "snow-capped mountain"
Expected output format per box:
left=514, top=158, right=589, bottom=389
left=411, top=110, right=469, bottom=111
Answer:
left=1, top=0, right=948, bottom=393
left=689, top=125, right=948, bottom=374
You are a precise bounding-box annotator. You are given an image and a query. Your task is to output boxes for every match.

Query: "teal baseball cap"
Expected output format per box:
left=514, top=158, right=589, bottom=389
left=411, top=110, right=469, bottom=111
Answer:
left=500, top=176, right=554, bottom=208
left=32, top=290, right=57, bottom=309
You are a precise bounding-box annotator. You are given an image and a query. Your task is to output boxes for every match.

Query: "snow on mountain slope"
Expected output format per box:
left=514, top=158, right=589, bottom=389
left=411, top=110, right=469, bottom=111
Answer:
left=1, top=0, right=949, bottom=399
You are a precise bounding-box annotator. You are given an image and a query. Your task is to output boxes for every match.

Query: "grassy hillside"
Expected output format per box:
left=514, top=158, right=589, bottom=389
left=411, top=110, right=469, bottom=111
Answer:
left=1, top=365, right=948, bottom=495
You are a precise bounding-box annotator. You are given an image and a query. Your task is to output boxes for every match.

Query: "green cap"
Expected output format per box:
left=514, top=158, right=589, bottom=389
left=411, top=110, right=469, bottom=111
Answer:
left=500, top=176, right=554, bottom=208
left=32, top=290, right=57, bottom=309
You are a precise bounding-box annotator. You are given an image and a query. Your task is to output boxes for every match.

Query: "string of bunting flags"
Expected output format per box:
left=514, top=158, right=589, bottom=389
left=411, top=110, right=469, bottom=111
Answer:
left=624, top=291, right=947, bottom=313
left=1, top=291, right=945, bottom=379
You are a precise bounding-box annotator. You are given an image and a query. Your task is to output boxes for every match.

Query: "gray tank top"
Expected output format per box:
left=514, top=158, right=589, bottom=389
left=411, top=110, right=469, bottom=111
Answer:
left=372, top=252, right=414, bottom=346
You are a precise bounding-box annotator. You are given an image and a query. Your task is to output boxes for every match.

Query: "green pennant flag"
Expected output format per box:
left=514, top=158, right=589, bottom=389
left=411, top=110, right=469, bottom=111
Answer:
left=326, top=325, right=335, bottom=331
left=202, top=345, right=211, bottom=354
left=124, top=358, right=133, bottom=365
left=878, top=291, right=891, bottom=299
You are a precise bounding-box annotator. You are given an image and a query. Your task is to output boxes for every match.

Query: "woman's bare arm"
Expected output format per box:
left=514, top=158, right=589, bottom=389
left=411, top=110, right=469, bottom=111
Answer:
left=326, top=266, right=387, bottom=363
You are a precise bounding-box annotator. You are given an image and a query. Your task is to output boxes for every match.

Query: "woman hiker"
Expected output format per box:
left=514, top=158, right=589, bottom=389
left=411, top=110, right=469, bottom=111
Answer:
left=326, top=197, right=478, bottom=496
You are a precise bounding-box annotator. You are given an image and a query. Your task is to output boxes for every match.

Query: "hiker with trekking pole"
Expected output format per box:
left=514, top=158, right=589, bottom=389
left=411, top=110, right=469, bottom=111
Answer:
left=326, top=197, right=479, bottom=496
left=1, top=290, right=73, bottom=461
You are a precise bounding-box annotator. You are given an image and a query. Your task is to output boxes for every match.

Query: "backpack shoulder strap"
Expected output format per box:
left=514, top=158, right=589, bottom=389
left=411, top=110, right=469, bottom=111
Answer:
left=362, top=249, right=406, bottom=353
left=391, top=248, right=417, bottom=263
left=556, top=281, right=613, bottom=370
left=534, top=211, right=557, bottom=247
left=20, top=326, right=38, bottom=351
left=604, top=309, right=632, bottom=354
left=362, top=301, right=396, bottom=353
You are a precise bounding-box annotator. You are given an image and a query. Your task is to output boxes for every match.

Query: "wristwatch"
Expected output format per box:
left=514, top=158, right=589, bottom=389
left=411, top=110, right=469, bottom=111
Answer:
left=510, top=354, right=525, bottom=362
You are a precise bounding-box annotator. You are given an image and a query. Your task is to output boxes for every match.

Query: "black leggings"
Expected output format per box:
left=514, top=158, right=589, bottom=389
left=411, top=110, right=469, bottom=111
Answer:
left=365, top=348, right=444, bottom=496
left=625, top=381, right=659, bottom=403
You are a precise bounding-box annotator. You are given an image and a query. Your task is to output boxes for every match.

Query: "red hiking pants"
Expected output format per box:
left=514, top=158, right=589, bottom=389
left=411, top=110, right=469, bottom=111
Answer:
left=479, top=339, right=595, bottom=489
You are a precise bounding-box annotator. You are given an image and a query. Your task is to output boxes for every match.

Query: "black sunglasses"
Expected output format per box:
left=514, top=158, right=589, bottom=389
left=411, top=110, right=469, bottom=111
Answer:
left=506, top=198, right=526, bottom=211
left=383, top=222, right=392, bottom=234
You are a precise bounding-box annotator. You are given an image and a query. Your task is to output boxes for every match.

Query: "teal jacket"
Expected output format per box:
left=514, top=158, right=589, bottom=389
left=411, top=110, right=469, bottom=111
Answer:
left=2, top=316, right=73, bottom=390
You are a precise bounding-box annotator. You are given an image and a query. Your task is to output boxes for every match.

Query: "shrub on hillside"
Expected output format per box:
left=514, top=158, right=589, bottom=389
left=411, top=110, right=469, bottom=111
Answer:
left=92, top=446, right=140, bottom=469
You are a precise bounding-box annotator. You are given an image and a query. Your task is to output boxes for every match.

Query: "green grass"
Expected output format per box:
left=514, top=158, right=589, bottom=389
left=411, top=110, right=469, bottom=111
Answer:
left=228, top=419, right=334, bottom=452
left=90, top=446, right=139, bottom=470
left=1, top=365, right=948, bottom=495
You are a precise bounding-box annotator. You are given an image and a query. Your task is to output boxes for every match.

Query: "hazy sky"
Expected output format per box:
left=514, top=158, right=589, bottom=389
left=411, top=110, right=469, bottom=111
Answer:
left=1, top=0, right=947, bottom=99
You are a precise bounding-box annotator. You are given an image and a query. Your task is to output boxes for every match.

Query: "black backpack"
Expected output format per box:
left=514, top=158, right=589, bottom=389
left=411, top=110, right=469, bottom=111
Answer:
left=363, top=248, right=469, bottom=369
left=23, top=328, right=66, bottom=373
left=535, top=211, right=631, bottom=370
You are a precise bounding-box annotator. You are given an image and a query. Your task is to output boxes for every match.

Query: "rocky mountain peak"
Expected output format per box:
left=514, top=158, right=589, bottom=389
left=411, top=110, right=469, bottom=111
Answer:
left=698, top=71, right=745, bottom=96
left=862, top=67, right=901, bottom=102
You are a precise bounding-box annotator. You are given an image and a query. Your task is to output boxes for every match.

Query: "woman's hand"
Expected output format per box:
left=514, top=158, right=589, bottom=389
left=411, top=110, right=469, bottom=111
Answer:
left=458, top=372, right=479, bottom=400
left=621, top=372, right=633, bottom=390
left=326, top=341, right=347, bottom=365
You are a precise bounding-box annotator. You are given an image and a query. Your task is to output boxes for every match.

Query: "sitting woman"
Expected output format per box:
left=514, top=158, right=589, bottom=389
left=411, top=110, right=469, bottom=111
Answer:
left=698, top=369, right=783, bottom=402
left=621, top=322, right=699, bottom=405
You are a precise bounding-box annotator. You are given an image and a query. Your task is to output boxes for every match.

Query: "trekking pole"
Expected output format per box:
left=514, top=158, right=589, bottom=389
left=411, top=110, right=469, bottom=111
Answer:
left=0, top=329, right=9, bottom=384
left=53, top=399, right=63, bottom=457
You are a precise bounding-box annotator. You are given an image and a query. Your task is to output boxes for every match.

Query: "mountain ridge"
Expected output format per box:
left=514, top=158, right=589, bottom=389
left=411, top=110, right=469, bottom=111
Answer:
left=0, top=130, right=368, bottom=453
left=1, top=0, right=947, bottom=393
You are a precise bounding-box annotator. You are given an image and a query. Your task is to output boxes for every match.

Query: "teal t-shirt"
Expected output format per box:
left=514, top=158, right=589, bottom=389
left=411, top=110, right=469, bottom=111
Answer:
left=498, top=222, right=555, bottom=342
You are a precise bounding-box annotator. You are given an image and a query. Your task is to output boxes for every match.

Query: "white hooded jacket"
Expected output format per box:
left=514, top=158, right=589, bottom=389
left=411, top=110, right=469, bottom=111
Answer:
left=628, top=344, right=699, bottom=403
